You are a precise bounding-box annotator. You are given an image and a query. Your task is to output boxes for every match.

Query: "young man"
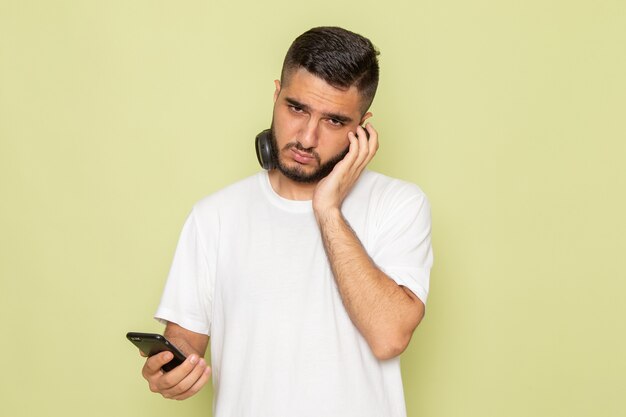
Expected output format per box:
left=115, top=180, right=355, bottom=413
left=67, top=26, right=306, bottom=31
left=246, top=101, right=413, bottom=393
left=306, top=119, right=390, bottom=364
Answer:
left=141, top=26, right=433, bottom=417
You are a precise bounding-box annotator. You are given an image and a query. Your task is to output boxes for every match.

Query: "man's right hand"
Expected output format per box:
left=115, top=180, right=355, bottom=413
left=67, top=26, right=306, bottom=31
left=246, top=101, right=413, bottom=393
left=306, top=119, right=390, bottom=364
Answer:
left=140, top=322, right=212, bottom=401
left=141, top=350, right=211, bottom=400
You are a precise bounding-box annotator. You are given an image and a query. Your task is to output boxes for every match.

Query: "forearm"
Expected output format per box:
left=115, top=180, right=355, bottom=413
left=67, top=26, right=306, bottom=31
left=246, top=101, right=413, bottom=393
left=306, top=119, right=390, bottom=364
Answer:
left=315, top=208, right=424, bottom=360
left=164, top=322, right=209, bottom=358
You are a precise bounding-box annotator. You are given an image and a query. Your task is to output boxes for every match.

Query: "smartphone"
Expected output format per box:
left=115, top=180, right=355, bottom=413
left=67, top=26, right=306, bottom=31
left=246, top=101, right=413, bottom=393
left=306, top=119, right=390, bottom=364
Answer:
left=126, top=332, right=187, bottom=372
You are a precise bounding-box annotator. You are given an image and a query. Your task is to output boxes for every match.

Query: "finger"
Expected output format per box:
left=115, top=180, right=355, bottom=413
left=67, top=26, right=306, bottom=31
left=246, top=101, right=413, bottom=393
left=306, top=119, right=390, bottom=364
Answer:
left=161, top=356, right=205, bottom=398
left=157, top=353, right=202, bottom=391
left=143, top=351, right=173, bottom=376
left=138, top=349, right=148, bottom=358
left=347, top=130, right=359, bottom=151
left=357, top=124, right=371, bottom=142
left=358, top=123, right=378, bottom=167
left=172, top=366, right=212, bottom=400
left=170, top=364, right=212, bottom=400
left=364, top=123, right=379, bottom=155
left=354, top=128, right=367, bottom=148
left=338, top=132, right=360, bottom=168
left=351, top=126, right=371, bottom=172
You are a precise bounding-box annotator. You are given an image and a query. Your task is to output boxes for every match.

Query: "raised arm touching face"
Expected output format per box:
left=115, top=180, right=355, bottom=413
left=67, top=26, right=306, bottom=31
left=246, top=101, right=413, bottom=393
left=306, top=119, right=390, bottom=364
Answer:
left=140, top=322, right=211, bottom=400
left=313, top=124, right=426, bottom=360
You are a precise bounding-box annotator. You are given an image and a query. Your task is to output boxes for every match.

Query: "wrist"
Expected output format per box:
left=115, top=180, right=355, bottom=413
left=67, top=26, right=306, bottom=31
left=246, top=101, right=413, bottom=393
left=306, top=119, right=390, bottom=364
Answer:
left=313, top=205, right=342, bottom=225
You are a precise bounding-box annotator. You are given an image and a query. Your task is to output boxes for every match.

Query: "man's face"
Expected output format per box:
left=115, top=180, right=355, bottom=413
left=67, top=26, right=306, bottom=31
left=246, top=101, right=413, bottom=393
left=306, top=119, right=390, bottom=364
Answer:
left=271, top=68, right=370, bottom=183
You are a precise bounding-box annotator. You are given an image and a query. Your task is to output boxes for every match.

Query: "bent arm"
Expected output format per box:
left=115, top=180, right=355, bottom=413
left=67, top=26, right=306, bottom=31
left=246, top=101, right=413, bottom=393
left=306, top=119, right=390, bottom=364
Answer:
left=316, top=208, right=425, bottom=360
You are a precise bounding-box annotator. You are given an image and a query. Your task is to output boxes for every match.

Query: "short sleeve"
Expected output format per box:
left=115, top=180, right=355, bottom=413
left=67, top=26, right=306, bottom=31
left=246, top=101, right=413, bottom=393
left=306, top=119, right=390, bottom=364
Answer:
left=155, top=208, right=213, bottom=335
left=372, top=190, right=433, bottom=305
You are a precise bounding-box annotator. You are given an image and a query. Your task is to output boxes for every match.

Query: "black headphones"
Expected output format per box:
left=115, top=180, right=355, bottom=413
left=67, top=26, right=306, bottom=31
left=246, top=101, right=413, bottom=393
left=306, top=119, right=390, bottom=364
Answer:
left=255, top=129, right=275, bottom=170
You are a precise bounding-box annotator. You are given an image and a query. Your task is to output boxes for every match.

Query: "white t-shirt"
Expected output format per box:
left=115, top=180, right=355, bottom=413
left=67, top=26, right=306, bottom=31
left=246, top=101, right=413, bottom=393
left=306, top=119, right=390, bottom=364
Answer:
left=155, top=170, right=433, bottom=417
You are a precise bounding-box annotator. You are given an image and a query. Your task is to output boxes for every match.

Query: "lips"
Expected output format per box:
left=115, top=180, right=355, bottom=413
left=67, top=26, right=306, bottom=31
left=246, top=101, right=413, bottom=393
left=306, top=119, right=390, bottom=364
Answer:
left=290, top=148, right=317, bottom=164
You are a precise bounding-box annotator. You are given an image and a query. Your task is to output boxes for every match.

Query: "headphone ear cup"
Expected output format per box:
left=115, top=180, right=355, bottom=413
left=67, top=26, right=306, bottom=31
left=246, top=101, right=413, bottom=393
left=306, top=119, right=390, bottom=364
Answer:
left=255, top=129, right=275, bottom=170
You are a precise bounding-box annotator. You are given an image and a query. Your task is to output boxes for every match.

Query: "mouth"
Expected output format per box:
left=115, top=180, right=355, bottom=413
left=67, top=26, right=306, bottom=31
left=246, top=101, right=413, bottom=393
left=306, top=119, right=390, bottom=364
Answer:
left=289, top=147, right=318, bottom=165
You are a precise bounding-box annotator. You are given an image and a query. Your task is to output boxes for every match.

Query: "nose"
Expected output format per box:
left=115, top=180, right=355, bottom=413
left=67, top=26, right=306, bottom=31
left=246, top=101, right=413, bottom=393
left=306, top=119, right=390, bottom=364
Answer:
left=298, top=118, right=319, bottom=150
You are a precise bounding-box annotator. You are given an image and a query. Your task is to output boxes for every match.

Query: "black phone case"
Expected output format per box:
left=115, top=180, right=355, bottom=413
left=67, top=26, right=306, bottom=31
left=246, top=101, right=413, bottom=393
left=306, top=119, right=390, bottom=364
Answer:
left=126, top=332, right=187, bottom=372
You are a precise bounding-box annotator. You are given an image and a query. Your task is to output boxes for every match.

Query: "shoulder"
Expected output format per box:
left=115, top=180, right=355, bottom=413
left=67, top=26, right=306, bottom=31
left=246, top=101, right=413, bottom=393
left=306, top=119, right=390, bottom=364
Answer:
left=192, top=172, right=264, bottom=214
left=181, top=173, right=265, bottom=233
left=350, top=170, right=429, bottom=207
left=344, top=170, right=431, bottom=230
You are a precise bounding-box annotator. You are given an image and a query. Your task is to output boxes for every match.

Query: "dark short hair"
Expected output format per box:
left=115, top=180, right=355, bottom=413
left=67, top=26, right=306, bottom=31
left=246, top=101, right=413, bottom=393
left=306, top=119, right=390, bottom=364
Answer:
left=280, top=26, right=380, bottom=113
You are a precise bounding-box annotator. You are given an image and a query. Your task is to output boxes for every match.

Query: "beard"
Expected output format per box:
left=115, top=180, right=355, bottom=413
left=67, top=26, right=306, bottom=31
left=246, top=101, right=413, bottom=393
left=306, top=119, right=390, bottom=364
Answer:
left=270, top=125, right=349, bottom=184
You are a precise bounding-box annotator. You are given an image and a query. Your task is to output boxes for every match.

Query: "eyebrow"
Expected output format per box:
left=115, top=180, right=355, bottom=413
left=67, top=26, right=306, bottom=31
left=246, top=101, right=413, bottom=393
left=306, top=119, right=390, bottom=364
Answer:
left=285, top=97, right=354, bottom=124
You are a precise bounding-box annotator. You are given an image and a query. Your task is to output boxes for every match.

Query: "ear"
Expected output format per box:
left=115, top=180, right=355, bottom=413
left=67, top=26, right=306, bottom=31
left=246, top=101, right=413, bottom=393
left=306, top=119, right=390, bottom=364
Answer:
left=360, top=111, right=373, bottom=125
left=273, top=80, right=281, bottom=103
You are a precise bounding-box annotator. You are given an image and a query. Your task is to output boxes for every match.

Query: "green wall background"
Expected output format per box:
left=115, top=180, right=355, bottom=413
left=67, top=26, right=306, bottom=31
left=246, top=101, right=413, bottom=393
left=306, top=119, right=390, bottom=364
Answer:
left=1, top=1, right=624, bottom=416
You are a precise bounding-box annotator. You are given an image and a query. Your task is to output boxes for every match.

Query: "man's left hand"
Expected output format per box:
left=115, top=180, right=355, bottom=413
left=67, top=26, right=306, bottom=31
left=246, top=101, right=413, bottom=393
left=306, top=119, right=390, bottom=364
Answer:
left=312, top=123, right=378, bottom=215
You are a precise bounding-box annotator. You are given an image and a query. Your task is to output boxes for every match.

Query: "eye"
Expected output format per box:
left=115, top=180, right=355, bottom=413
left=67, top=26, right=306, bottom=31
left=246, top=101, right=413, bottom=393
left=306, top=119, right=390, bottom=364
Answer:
left=288, top=104, right=304, bottom=113
left=327, top=118, right=344, bottom=127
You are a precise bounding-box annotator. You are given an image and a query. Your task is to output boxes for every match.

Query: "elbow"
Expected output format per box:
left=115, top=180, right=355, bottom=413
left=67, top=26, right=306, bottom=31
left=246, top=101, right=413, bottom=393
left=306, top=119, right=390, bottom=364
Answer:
left=369, top=320, right=422, bottom=360
left=369, top=332, right=412, bottom=360
left=369, top=305, right=425, bottom=360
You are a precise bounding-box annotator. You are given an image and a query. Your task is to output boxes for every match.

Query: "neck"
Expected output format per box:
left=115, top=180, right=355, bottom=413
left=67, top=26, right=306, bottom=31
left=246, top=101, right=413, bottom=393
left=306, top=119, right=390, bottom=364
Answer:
left=268, top=169, right=318, bottom=201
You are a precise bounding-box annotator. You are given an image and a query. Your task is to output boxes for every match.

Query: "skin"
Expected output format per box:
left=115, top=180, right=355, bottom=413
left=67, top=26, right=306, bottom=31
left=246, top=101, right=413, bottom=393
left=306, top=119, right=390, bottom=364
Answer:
left=141, top=67, right=425, bottom=399
left=268, top=68, right=372, bottom=199
left=271, top=69, right=425, bottom=359
left=141, top=322, right=210, bottom=400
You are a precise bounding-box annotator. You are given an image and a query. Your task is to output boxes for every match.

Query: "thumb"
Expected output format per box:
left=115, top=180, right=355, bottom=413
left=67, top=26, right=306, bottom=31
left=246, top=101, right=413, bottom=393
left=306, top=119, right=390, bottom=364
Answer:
left=145, top=351, right=174, bottom=373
